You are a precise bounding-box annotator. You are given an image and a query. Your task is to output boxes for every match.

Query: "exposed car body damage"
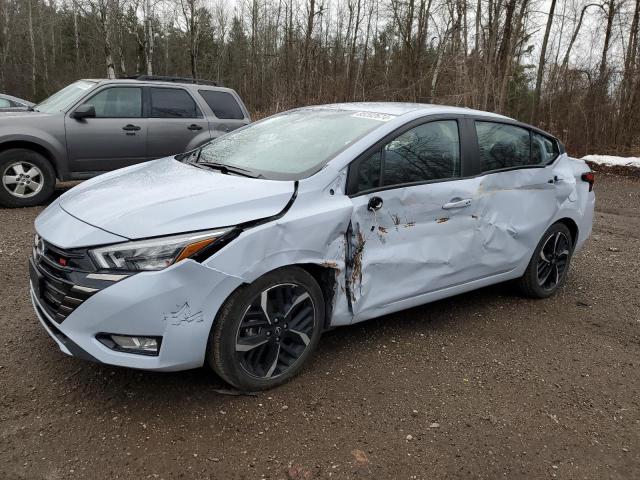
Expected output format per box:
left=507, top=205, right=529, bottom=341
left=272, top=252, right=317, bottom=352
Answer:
left=30, top=103, right=595, bottom=373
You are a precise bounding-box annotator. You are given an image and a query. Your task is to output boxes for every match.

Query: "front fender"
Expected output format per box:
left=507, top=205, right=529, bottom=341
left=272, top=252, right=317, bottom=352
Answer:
left=0, top=132, right=67, bottom=177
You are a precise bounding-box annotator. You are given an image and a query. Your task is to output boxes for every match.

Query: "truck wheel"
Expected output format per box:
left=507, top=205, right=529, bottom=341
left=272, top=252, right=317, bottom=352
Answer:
left=0, top=149, right=56, bottom=208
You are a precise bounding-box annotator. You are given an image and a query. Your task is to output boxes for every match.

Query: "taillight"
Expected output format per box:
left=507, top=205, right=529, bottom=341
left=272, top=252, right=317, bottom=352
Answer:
left=581, top=171, right=595, bottom=191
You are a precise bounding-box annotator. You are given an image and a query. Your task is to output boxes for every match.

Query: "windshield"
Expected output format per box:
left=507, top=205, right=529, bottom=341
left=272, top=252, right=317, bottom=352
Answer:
left=34, top=80, right=96, bottom=113
left=195, top=109, right=394, bottom=180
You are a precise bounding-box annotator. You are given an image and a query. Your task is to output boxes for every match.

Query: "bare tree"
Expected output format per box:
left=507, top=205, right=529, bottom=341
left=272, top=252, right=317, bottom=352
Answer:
left=27, top=0, right=37, bottom=96
left=532, top=0, right=557, bottom=123
left=179, top=0, right=201, bottom=79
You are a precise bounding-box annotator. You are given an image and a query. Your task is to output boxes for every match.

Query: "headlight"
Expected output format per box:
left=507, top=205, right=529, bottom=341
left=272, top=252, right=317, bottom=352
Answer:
left=89, top=228, right=232, bottom=272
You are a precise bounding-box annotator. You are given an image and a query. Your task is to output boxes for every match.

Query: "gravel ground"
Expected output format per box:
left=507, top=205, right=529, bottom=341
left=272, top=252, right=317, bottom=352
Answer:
left=0, top=174, right=639, bottom=480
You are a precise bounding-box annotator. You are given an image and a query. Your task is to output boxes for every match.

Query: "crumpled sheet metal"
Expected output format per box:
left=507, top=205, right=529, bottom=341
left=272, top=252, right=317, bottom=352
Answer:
left=205, top=170, right=354, bottom=325
left=206, top=155, right=591, bottom=328
left=347, top=155, right=590, bottom=321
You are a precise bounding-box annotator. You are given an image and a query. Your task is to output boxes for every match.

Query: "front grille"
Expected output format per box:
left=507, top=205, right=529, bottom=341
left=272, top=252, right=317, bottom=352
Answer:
left=32, top=240, right=100, bottom=324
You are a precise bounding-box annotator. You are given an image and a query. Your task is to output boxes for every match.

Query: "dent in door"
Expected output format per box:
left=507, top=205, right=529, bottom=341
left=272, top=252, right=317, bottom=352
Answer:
left=471, top=166, right=572, bottom=271
left=345, top=186, right=478, bottom=316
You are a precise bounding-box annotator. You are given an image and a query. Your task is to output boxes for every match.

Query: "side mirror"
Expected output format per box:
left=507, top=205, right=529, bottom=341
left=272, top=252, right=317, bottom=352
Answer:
left=71, top=104, right=95, bottom=119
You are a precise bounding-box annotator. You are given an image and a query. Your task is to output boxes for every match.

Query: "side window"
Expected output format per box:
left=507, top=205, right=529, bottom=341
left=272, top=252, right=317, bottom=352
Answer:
left=532, top=132, right=558, bottom=164
left=198, top=90, right=244, bottom=119
left=475, top=121, right=531, bottom=171
left=0, top=98, right=10, bottom=108
left=382, top=120, right=461, bottom=186
left=150, top=87, right=200, bottom=118
left=85, top=87, right=142, bottom=118
left=353, top=120, right=461, bottom=193
left=355, top=151, right=382, bottom=192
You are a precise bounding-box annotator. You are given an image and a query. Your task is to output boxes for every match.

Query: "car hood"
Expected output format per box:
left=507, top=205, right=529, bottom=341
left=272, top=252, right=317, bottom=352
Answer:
left=0, top=110, right=54, bottom=118
left=59, top=157, right=296, bottom=240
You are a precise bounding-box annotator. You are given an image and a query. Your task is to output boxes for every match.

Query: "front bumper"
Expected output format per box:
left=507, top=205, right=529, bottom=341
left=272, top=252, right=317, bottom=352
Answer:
left=30, top=258, right=244, bottom=371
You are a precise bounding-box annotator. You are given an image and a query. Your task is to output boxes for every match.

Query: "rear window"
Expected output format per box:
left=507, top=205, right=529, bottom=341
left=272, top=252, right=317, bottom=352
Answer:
left=150, top=87, right=200, bottom=118
left=198, top=90, right=244, bottom=119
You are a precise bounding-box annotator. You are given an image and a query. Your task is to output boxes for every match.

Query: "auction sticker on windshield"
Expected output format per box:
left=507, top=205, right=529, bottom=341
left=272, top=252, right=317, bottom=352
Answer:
left=351, top=111, right=395, bottom=121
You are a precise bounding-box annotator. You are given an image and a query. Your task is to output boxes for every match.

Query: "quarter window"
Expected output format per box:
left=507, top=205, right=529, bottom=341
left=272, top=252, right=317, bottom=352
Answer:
left=355, top=151, right=382, bottom=192
left=84, top=87, right=142, bottom=118
left=198, top=90, right=244, bottom=119
left=150, top=87, right=200, bottom=118
left=532, top=132, right=558, bottom=164
left=475, top=121, right=531, bottom=171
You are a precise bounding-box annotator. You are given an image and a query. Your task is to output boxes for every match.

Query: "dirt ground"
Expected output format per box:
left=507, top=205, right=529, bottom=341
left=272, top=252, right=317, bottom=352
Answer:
left=0, top=174, right=638, bottom=480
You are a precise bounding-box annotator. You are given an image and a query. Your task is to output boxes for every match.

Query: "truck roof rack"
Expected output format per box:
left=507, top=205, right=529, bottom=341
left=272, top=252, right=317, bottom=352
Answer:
left=124, top=75, right=219, bottom=86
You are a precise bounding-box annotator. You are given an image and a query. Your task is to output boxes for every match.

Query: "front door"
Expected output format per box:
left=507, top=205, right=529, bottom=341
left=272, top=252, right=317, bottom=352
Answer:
left=346, top=118, right=482, bottom=318
left=65, top=86, right=147, bottom=173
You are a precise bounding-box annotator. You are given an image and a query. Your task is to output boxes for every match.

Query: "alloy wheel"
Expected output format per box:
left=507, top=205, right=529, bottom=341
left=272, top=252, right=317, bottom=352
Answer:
left=235, top=283, right=315, bottom=379
left=537, top=231, right=570, bottom=291
left=2, top=161, right=44, bottom=198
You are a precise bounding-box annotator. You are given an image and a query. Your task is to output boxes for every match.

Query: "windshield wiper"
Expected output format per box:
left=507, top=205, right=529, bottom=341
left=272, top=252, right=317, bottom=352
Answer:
left=194, top=161, right=263, bottom=179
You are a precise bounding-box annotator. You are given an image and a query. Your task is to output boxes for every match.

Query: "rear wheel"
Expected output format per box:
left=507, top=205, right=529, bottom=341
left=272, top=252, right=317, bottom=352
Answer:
left=0, top=149, right=56, bottom=208
left=517, top=223, right=573, bottom=298
left=208, top=267, right=324, bottom=391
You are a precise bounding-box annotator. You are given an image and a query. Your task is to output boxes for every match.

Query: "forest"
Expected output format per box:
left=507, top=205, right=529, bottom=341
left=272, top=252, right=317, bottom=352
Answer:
left=0, top=0, right=639, bottom=156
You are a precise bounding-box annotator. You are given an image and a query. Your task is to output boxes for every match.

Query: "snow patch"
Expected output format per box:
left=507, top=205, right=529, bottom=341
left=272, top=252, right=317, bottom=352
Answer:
left=581, top=155, right=640, bottom=168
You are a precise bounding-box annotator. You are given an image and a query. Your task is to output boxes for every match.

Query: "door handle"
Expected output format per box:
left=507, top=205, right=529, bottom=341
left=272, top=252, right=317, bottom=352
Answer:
left=548, top=175, right=559, bottom=184
left=188, top=124, right=203, bottom=131
left=122, top=124, right=141, bottom=131
left=442, top=198, right=472, bottom=209
left=367, top=196, right=383, bottom=212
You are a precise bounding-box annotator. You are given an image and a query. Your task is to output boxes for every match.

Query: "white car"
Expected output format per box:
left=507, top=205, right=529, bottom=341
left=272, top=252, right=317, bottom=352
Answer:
left=29, top=103, right=595, bottom=390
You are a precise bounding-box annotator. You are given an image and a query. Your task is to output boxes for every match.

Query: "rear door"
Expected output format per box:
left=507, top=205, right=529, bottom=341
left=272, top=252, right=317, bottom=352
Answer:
left=65, top=86, right=148, bottom=172
left=346, top=118, right=484, bottom=317
left=145, top=86, right=210, bottom=159
left=197, top=89, right=250, bottom=138
left=466, top=119, right=566, bottom=272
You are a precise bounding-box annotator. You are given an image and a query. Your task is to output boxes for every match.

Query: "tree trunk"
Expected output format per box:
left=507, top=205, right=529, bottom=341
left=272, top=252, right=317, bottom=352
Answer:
left=39, top=0, right=50, bottom=93
left=532, top=0, right=557, bottom=123
left=0, top=0, right=10, bottom=91
left=561, top=4, right=598, bottom=70
left=496, top=0, right=518, bottom=112
left=73, top=0, right=79, bottom=67
left=145, top=0, right=153, bottom=75
left=599, top=0, right=615, bottom=81
left=27, top=0, right=37, bottom=98
left=103, top=4, right=116, bottom=79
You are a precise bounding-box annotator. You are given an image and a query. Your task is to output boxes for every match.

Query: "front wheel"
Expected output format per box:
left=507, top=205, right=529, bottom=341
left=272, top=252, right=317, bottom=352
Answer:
left=517, top=223, right=574, bottom=298
left=208, top=267, right=324, bottom=391
left=0, top=149, right=56, bottom=208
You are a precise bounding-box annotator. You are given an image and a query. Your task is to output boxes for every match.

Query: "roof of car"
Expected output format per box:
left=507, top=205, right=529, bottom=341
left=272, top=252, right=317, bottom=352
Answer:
left=0, top=93, right=34, bottom=106
left=314, top=102, right=512, bottom=120
left=81, top=78, right=233, bottom=91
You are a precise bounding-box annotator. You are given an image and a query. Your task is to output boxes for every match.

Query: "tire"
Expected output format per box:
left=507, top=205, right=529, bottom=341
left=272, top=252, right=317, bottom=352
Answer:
left=208, top=266, right=325, bottom=391
left=0, top=148, right=56, bottom=208
left=517, top=222, right=574, bottom=299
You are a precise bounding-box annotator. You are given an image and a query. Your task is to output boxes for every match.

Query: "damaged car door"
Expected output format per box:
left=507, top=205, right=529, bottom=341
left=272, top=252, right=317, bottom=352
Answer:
left=467, top=121, right=568, bottom=272
left=346, top=118, right=483, bottom=320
